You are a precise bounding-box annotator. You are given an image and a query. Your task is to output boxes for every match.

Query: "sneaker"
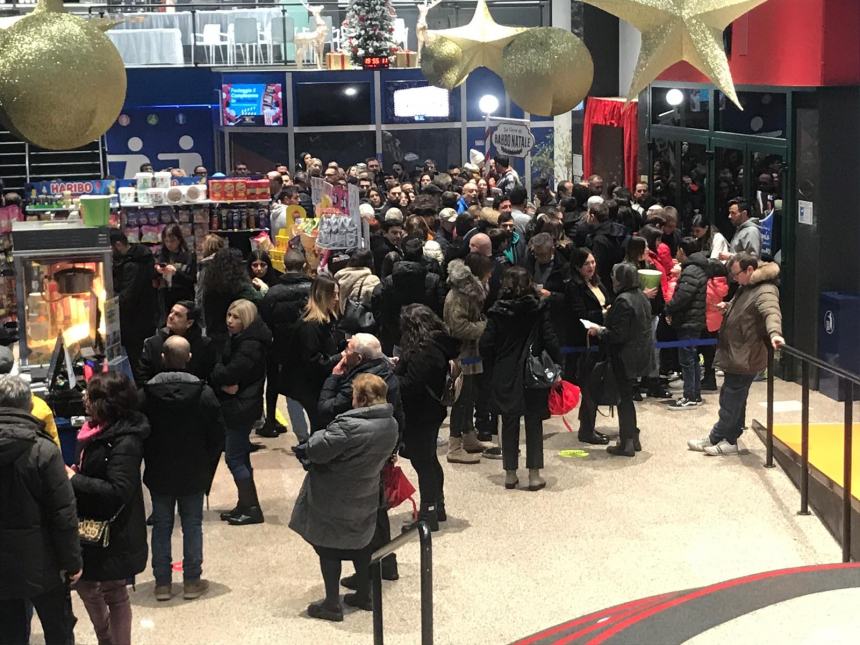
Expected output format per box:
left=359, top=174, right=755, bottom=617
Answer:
left=154, top=584, right=172, bottom=601
left=704, top=439, right=740, bottom=456
left=482, top=446, right=503, bottom=460
left=687, top=437, right=712, bottom=452
left=183, top=579, right=209, bottom=600
left=668, top=397, right=702, bottom=411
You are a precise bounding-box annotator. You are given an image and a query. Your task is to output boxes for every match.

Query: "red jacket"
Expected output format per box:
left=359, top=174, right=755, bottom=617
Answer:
left=706, top=276, right=729, bottom=333
left=647, top=243, right=675, bottom=302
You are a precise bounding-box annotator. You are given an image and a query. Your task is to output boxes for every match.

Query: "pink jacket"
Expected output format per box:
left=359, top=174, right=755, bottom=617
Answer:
left=647, top=243, right=675, bottom=302
left=706, top=276, right=729, bottom=332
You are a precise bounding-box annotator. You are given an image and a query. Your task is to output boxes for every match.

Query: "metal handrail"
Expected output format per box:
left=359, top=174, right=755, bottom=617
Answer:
left=370, top=521, right=433, bottom=645
left=765, top=343, right=856, bottom=562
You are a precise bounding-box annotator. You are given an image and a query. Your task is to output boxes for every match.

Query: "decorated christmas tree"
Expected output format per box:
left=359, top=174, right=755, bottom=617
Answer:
left=342, top=0, right=397, bottom=65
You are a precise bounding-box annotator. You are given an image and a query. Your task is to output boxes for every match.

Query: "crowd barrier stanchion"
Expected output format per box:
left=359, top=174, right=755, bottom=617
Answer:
left=765, top=346, right=775, bottom=468
left=842, top=379, right=853, bottom=563
left=799, top=361, right=811, bottom=516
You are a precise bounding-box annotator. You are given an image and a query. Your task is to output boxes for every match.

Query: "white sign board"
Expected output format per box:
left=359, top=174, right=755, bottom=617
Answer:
left=798, top=200, right=814, bottom=226
left=491, top=122, right=535, bottom=158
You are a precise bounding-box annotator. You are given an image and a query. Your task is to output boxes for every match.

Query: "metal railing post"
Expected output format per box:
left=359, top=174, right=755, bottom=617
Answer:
left=843, top=380, right=853, bottom=563
left=799, top=361, right=811, bottom=515
left=371, top=561, right=384, bottom=645
left=766, top=345, right=775, bottom=468
left=419, top=522, right=434, bottom=645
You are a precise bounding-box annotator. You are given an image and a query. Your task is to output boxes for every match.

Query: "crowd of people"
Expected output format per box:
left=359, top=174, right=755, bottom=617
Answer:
left=1, top=152, right=787, bottom=640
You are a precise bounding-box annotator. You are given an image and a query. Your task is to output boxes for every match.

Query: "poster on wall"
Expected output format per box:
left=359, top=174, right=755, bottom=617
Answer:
left=106, top=106, right=215, bottom=179
left=221, top=84, right=283, bottom=126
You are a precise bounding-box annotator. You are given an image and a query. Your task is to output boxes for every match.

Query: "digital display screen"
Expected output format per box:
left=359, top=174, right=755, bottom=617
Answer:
left=221, top=83, right=283, bottom=126
left=295, top=82, right=372, bottom=127
left=384, top=80, right=454, bottom=124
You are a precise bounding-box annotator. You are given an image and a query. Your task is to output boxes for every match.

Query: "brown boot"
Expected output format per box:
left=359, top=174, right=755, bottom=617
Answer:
left=462, top=431, right=492, bottom=453
left=447, top=436, right=480, bottom=464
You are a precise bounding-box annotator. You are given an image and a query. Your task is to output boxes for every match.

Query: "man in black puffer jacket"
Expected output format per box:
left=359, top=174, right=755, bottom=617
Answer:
left=0, top=376, right=81, bottom=643
left=258, top=250, right=312, bottom=438
left=371, top=237, right=446, bottom=355
left=665, top=238, right=713, bottom=410
left=136, top=301, right=216, bottom=384
left=141, top=336, right=227, bottom=600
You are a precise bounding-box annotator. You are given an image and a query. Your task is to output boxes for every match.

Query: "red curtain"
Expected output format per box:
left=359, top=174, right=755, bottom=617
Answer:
left=582, top=97, right=639, bottom=190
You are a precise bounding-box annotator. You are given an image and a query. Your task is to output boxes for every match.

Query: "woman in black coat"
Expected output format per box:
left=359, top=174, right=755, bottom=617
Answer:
left=396, top=303, right=459, bottom=531
left=70, top=372, right=149, bottom=645
left=156, top=223, right=196, bottom=323
left=248, top=249, right=284, bottom=292
left=587, top=263, right=654, bottom=457
left=287, top=274, right=343, bottom=434
left=480, top=266, right=560, bottom=492
left=565, top=248, right=611, bottom=445
left=200, top=248, right=262, bottom=356
left=210, top=299, right=272, bottom=526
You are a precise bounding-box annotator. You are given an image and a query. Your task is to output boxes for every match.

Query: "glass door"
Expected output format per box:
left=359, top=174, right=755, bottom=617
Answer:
left=713, top=144, right=746, bottom=239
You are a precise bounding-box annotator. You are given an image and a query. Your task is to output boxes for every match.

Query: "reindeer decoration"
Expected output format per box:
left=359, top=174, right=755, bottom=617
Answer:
left=416, top=0, right=442, bottom=62
left=295, top=2, right=328, bottom=69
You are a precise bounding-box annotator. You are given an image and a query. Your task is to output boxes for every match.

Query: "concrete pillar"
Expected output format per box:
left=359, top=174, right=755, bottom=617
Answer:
left=552, top=0, right=572, bottom=183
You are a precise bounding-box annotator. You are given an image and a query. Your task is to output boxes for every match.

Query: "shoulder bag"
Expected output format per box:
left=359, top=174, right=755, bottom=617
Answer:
left=79, top=504, right=125, bottom=548
left=523, top=322, right=561, bottom=389
left=340, top=275, right=377, bottom=334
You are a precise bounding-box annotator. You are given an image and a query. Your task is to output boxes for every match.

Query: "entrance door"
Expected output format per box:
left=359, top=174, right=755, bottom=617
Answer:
left=713, top=144, right=745, bottom=239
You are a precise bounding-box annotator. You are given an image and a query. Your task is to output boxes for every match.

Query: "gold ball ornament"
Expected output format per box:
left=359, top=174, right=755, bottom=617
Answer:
left=420, top=36, right=469, bottom=90
left=500, top=28, right=593, bottom=117
left=0, top=1, right=127, bottom=150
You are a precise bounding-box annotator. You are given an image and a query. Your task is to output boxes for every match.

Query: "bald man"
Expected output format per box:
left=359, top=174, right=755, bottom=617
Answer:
left=469, top=232, right=492, bottom=257
left=141, top=332, right=227, bottom=601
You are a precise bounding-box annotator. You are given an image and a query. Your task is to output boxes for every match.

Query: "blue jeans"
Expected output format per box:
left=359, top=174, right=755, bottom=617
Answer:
left=709, top=373, right=756, bottom=445
left=678, top=335, right=701, bottom=400
left=151, top=492, right=204, bottom=585
left=286, top=397, right=310, bottom=443
left=225, top=422, right=253, bottom=482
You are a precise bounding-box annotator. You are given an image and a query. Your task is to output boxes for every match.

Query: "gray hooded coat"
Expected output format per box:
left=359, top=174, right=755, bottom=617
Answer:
left=730, top=218, right=762, bottom=257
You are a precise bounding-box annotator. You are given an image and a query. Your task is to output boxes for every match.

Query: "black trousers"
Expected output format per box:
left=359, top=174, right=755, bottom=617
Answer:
left=449, top=374, right=478, bottom=438
left=410, top=452, right=444, bottom=506
left=264, top=356, right=281, bottom=426
left=0, top=583, right=75, bottom=645
left=474, top=371, right=498, bottom=436
left=700, top=330, right=718, bottom=375
left=501, top=414, right=544, bottom=471
left=611, top=354, right=638, bottom=443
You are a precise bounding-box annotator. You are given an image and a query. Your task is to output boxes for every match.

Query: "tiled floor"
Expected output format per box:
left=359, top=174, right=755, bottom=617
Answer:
left=34, top=378, right=852, bottom=644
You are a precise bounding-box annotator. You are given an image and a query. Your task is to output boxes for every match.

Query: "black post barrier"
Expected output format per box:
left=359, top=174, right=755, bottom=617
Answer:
left=843, top=380, right=853, bottom=563
left=800, top=361, right=811, bottom=515
left=371, top=522, right=433, bottom=645
left=766, top=345, right=775, bottom=468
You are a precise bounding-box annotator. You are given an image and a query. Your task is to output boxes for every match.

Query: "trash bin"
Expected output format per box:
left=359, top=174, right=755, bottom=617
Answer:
left=818, top=292, right=860, bottom=400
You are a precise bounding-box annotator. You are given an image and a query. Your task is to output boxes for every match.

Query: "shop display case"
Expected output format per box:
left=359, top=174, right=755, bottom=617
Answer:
left=11, top=222, right=113, bottom=369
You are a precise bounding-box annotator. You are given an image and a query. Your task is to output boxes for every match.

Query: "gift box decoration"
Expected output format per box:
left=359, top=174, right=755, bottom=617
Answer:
left=394, top=50, right=418, bottom=68
left=326, top=52, right=349, bottom=70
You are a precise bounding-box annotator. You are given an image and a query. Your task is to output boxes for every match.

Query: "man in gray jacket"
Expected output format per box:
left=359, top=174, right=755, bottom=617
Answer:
left=720, top=198, right=761, bottom=259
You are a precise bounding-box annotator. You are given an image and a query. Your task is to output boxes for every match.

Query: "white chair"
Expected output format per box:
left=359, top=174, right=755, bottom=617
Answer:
left=233, top=17, right=263, bottom=65
left=195, top=23, right=231, bottom=65
left=393, top=18, right=409, bottom=51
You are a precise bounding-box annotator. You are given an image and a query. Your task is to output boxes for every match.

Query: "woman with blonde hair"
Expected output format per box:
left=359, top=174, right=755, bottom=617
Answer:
left=210, top=298, right=272, bottom=525
left=286, top=274, right=343, bottom=433
left=290, top=373, right=398, bottom=621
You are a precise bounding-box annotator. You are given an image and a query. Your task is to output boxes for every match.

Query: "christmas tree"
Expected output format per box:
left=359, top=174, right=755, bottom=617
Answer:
left=342, top=0, right=397, bottom=65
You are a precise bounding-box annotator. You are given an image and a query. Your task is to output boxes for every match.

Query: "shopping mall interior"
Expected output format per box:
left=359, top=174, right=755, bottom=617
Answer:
left=1, top=0, right=859, bottom=644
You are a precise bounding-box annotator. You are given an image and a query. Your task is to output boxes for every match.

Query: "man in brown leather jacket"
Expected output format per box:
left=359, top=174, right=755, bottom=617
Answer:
left=688, top=253, right=784, bottom=456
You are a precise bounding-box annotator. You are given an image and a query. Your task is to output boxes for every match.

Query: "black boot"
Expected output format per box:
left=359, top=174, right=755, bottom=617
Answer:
left=227, top=478, right=264, bottom=525
left=255, top=421, right=281, bottom=438
left=219, top=505, right=240, bottom=521
left=646, top=377, right=673, bottom=400
left=402, top=502, right=439, bottom=533
left=436, top=497, right=447, bottom=522
left=578, top=430, right=609, bottom=445
left=607, top=438, right=636, bottom=457
left=342, top=555, right=398, bottom=590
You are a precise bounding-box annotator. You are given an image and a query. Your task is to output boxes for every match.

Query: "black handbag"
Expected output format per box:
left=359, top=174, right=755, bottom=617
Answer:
left=588, top=358, right=619, bottom=407
left=523, top=324, right=561, bottom=389
left=339, top=276, right=376, bottom=334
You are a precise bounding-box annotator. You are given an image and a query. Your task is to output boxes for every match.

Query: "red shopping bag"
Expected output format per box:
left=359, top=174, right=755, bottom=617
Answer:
left=548, top=380, right=581, bottom=433
left=382, top=463, right=418, bottom=520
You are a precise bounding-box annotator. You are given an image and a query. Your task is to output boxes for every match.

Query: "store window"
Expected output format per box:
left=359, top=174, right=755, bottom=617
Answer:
left=651, top=88, right=710, bottom=129
left=717, top=91, right=786, bottom=138
left=294, top=131, right=375, bottom=168
left=295, top=82, right=372, bottom=127
left=381, top=128, right=461, bottom=175
left=229, top=132, right=289, bottom=174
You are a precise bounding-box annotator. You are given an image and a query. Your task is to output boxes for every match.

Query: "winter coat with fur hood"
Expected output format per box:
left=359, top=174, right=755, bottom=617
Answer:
left=443, top=259, right=487, bottom=375
left=716, top=261, right=782, bottom=375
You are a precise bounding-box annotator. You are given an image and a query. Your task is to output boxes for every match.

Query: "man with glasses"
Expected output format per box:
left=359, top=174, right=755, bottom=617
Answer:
left=688, top=252, right=784, bottom=456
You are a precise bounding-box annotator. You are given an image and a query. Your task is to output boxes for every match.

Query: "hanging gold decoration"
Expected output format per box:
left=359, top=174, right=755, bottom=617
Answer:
left=500, top=28, right=593, bottom=117
left=583, top=0, right=768, bottom=108
left=421, top=0, right=593, bottom=115
left=0, top=0, right=127, bottom=150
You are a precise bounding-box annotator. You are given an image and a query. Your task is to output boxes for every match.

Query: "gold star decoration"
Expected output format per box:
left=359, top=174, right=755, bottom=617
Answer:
left=425, top=0, right=527, bottom=87
left=584, top=0, right=769, bottom=107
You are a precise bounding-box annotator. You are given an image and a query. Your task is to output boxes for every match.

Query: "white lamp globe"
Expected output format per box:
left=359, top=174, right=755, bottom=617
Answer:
left=666, top=89, right=684, bottom=107
left=478, top=94, right=500, bottom=115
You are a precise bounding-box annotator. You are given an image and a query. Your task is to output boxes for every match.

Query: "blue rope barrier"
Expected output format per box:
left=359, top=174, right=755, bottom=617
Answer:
left=560, top=337, right=718, bottom=355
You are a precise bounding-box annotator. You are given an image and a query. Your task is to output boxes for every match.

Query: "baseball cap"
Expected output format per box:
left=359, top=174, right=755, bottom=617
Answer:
left=440, top=207, right=458, bottom=224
